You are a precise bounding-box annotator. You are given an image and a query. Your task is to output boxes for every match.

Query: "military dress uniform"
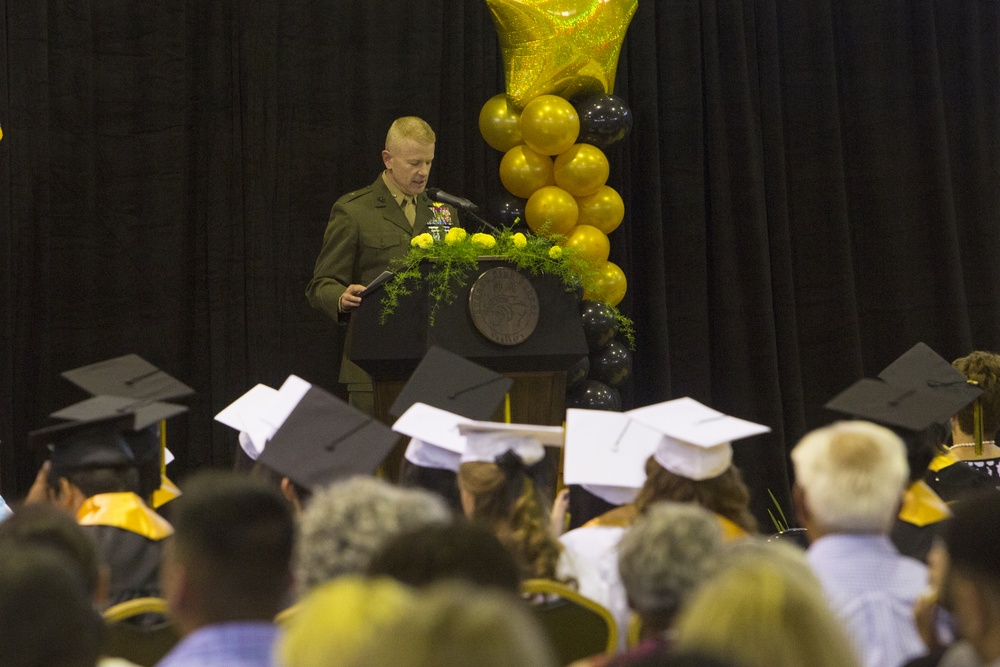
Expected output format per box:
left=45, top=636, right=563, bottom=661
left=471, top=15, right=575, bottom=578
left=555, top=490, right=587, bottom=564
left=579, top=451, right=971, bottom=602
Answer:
left=306, top=174, right=458, bottom=414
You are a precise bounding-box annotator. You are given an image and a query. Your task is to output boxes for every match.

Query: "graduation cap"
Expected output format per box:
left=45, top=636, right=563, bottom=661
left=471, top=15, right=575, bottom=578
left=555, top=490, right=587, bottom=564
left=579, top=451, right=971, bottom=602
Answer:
left=389, top=346, right=513, bottom=420
left=457, top=421, right=563, bottom=465
left=824, top=378, right=978, bottom=433
left=877, top=343, right=982, bottom=411
left=50, top=395, right=188, bottom=431
left=213, top=383, right=281, bottom=461
left=628, top=398, right=771, bottom=481
left=562, top=409, right=661, bottom=496
left=29, top=414, right=137, bottom=480
left=257, top=384, right=400, bottom=489
left=62, top=354, right=194, bottom=402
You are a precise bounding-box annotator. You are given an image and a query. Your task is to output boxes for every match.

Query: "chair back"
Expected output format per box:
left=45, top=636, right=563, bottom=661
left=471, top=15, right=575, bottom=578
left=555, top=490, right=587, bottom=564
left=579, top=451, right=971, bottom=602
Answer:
left=521, top=578, right=617, bottom=664
left=102, top=597, right=180, bottom=667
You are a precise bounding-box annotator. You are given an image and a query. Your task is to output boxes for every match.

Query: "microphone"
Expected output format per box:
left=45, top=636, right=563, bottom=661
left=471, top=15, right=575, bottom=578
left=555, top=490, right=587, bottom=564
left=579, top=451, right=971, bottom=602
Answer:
left=425, top=187, right=480, bottom=213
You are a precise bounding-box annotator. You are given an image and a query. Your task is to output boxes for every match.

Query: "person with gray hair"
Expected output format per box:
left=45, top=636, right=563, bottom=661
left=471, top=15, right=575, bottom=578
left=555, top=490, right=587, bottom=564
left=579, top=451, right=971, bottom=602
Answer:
left=295, top=476, right=451, bottom=596
left=792, top=420, right=927, bottom=667
left=605, top=502, right=724, bottom=664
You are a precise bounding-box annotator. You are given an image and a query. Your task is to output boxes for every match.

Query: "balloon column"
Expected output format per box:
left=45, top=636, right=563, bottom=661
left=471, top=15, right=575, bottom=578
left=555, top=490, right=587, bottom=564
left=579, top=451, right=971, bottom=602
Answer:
left=481, top=0, right=637, bottom=309
left=481, top=0, right=637, bottom=410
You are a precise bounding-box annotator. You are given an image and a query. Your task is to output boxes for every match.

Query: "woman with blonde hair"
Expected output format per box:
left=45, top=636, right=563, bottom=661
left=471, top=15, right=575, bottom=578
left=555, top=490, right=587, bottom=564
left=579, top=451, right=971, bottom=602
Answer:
left=674, top=543, right=859, bottom=667
left=456, top=423, right=571, bottom=582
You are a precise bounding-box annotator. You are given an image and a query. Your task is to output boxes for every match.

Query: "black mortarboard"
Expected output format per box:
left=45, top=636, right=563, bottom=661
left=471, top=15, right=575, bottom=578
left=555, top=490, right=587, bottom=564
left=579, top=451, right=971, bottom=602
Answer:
left=877, top=343, right=982, bottom=414
left=824, top=378, right=976, bottom=433
left=50, top=395, right=188, bottom=431
left=389, top=346, right=513, bottom=420
left=257, top=385, right=400, bottom=489
left=61, top=354, right=194, bottom=402
left=29, top=414, right=136, bottom=479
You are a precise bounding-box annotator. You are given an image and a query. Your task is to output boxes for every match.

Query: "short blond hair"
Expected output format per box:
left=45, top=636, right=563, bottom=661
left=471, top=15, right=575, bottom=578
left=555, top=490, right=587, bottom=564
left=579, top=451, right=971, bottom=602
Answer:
left=791, top=421, right=908, bottom=533
left=386, top=116, right=436, bottom=149
left=676, top=548, right=859, bottom=667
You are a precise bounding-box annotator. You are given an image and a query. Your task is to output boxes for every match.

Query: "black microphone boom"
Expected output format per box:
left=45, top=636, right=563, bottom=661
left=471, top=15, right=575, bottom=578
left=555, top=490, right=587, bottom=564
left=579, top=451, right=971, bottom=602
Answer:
left=425, top=187, right=480, bottom=213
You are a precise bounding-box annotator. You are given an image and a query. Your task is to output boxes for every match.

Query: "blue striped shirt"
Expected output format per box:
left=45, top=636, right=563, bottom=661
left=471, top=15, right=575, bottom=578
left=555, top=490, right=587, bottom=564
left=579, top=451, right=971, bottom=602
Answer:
left=808, top=534, right=927, bottom=667
left=155, top=621, right=280, bottom=667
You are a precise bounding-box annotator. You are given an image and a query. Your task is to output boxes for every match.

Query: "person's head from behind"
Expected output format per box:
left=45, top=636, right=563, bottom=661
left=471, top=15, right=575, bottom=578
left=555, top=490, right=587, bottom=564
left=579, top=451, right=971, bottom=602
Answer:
left=0, top=504, right=103, bottom=603
left=457, top=453, right=561, bottom=581
left=343, top=582, right=557, bottom=667
left=674, top=545, right=859, bottom=667
left=617, top=502, right=724, bottom=635
left=45, top=424, right=141, bottom=512
left=382, top=116, right=435, bottom=196
left=941, top=492, right=1000, bottom=662
left=160, top=470, right=294, bottom=633
left=0, top=542, right=104, bottom=667
left=367, top=521, right=521, bottom=593
left=952, top=351, right=1000, bottom=440
left=634, top=458, right=757, bottom=534
left=295, top=476, right=450, bottom=596
left=280, top=576, right=414, bottom=667
left=791, top=420, right=908, bottom=537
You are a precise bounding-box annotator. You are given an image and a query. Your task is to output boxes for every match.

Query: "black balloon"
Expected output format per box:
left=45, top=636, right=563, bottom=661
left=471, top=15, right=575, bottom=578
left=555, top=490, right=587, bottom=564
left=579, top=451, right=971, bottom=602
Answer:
left=495, top=193, right=528, bottom=228
left=566, top=380, right=621, bottom=411
left=566, top=355, right=590, bottom=390
left=580, top=300, right=618, bottom=352
left=574, top=94, right=633, bottom=148
left=590, top=340, right=632, bottom=388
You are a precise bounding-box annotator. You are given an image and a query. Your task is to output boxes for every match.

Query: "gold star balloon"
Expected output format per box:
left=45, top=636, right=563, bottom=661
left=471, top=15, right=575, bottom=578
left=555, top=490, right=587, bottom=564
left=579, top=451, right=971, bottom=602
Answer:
left=486, top=0, right=638, bottom=109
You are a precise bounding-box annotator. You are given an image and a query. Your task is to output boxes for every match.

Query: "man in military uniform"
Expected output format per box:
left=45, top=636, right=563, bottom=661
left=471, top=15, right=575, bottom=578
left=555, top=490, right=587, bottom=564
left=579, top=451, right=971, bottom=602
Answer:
left=306, top=116, right=458, bottom=415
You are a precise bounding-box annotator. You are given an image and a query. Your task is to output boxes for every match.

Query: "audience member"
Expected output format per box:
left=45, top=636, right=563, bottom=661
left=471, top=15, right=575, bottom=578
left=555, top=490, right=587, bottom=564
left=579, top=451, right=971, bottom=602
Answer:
left=367, top=521, right=521, bottom=593
left=280, top=577, right=414, bottom=667
left=929, top=351, right=1000, bottom=500
left=674, top=543, right=859, bottom=667
left=457, top=429, right=573, bottom=582
left=156, top=471, right=294, bottom=667
left=926, top=492, right=1000, bottom=667
left=614, top=503, right=724, bottom=659
left=0, top=542, right=104, bottom=667
left=792, top=420, right=927, bottom=667
left=27, top=419, right=173, bottom=605
left=342, top=582, right=558, bottom=667
left=294, top=476, right=450, bottom=596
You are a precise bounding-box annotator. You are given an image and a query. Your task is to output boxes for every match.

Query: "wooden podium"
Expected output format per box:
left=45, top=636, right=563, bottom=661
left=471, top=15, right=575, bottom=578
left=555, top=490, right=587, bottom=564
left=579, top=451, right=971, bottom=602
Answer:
left=348, top=260, right=589, bottom=427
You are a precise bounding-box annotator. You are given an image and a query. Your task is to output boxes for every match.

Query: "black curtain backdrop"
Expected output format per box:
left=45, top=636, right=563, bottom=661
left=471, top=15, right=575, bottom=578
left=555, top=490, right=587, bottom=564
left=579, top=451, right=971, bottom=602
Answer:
left=2, top=1, right=998, bottom=526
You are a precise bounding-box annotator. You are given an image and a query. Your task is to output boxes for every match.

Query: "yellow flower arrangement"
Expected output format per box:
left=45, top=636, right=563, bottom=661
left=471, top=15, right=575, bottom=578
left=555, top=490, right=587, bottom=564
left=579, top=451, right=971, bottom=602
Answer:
left=410, top=232, right=435, bottom=249
left=512, top=232, right=528, bottom=248
left=445, top=227, right=468, bottom=245
left=471, top=233, right=497, bottom=249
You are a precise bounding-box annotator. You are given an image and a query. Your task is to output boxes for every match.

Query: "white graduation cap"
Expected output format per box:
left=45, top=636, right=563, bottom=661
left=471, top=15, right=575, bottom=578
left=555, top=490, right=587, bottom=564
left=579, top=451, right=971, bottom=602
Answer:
left=213, top=376, right=311, bottom=461
left=457, top=420, right=564, bottom=466
left=563, top=409, right=662, bottom=501
left=627, top=397, right=770, bottom=481
left=214, top=383, right=280, bottom=460
left=392, top=403, right=473, bottom=472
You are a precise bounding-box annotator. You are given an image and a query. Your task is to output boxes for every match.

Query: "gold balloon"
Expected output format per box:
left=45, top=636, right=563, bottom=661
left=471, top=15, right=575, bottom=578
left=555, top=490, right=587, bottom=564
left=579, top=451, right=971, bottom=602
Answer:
left=499, top=145, right=555, bottom=199
left=583, top=260, right=627, bottom=306
left=576, top=185, right=625, bottom=234
left=479, top=93, right=523, bottom=153
left=521, top=95, right=580, bottom=156
left=554, top=143, right=609, bottom=197
left=485, top=0, right=639, bottom=110
left=525, top=186, right=579, bottom=237
left=564, top=224, right=610, bottom=265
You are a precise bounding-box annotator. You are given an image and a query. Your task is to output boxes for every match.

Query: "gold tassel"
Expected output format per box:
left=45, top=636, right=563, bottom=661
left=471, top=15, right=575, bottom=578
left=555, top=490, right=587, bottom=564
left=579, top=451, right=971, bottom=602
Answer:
left=504, top=393, right=512, bottom=424
left=974, top=399, right=984, bottom=457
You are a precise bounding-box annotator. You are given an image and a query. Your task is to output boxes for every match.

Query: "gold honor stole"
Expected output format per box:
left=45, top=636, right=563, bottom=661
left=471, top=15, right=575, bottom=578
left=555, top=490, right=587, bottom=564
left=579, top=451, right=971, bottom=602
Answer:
left=897, top=479, right=950, bottom=528
left=77, top=492, right=174, bottom=541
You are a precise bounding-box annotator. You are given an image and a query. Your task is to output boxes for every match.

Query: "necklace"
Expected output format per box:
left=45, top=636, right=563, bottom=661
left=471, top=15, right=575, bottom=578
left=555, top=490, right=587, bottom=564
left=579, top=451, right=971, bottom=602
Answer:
left=951, top=440, right=996, bottom=449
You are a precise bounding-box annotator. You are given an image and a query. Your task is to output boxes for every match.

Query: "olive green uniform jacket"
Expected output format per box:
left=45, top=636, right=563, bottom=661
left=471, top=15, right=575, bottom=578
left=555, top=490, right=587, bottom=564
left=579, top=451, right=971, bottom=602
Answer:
left=306, top=175, right=458, bottom=384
